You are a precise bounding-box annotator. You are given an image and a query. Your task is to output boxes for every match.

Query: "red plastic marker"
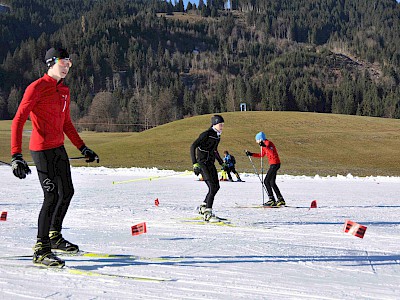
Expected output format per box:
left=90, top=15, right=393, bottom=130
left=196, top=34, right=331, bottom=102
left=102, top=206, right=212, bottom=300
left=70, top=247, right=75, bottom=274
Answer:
left=0, top=211, right=7, bottom=221
left=155, top=198, right=159, bottom=206
left=343, top=220, right=367, bottom=239
left=131, top=222, right=147, bottom=236
left=310, top=200, right=317, bottom=208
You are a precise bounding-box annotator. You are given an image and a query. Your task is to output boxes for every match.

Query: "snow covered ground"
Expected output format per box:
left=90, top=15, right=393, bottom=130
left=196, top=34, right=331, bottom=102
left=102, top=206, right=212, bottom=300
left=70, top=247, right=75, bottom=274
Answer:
left=0, top=165, right=399, bottom=300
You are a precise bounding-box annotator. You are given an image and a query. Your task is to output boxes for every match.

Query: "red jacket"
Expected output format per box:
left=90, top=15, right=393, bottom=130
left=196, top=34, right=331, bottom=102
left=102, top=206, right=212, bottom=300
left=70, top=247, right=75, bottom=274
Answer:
left=11, top=74, right=84, bottom=155
left=252, top=140, right=281, bottom=165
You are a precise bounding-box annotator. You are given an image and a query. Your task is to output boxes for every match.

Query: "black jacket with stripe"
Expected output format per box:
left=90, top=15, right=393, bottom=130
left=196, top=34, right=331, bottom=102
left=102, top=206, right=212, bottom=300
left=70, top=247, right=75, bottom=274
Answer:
left=191, top=127, right=223, bottom=165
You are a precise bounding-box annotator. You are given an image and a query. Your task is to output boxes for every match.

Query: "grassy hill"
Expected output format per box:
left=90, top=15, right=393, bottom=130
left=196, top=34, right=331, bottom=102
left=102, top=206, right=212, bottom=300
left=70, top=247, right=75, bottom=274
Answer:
left=1, top=111, right=400, bottom=176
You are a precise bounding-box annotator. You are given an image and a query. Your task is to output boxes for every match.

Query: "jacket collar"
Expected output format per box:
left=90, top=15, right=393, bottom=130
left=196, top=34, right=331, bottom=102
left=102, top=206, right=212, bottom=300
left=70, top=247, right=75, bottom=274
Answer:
left=43, top=73, right=64, bottom=86
left=211, top=126, right=222, bottom=137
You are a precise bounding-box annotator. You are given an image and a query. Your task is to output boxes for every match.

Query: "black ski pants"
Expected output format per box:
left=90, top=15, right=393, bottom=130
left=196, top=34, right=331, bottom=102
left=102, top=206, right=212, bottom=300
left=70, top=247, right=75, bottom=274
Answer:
left=200, top=162, right=220, bottom=209
left=226, top=166, right=240, bottom=181
left=264, top=163, right=283, bottom=199
left=31, top=146, right=74, bottom=240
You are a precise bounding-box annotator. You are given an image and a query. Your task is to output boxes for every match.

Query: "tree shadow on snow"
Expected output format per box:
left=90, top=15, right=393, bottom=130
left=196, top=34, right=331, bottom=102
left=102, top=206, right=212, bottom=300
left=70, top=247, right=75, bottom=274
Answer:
left=68, top=253, right=400, bottom=272
left=253, top=221, right=400, bottom=226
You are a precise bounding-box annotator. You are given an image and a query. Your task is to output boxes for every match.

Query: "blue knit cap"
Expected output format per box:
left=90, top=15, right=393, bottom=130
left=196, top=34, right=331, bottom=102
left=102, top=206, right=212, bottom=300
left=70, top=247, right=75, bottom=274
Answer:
left=255, top=132, right=266, bottom=141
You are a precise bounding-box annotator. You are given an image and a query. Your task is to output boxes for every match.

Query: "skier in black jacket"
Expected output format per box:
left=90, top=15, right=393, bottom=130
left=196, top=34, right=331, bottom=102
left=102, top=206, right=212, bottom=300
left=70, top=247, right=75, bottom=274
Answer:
left=191, top=115, right=225, bottom=222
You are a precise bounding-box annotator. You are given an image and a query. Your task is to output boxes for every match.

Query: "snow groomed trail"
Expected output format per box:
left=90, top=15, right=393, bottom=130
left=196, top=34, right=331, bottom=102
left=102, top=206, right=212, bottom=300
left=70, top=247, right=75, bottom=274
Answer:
left=0, top=166, right=399, bottom=299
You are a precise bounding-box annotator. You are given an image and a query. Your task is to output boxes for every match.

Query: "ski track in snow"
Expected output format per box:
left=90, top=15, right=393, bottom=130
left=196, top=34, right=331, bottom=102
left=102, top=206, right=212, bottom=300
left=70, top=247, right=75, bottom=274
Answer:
left=0, top=166, right=399, bottom=299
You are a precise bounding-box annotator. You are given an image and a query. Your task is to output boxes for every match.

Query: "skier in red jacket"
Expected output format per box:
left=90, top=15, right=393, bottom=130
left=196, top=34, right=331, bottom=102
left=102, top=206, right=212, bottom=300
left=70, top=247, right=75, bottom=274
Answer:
left=11, top=47, right=99, bottom=267
left=246, top=132, right=285, bottom=207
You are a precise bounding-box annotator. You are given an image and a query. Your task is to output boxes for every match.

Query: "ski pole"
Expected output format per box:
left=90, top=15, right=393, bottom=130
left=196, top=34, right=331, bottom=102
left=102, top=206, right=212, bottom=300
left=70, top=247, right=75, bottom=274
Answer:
left=69, top=156, right=87, bottom=160
left=0, top=160, right=32, bottom=167
left=245, top=151, right=268, bottom=197
left=0, top=160, right=11, bottom=166
left=260, top=146, right=265, bottom=205
left=1, top=156, right=87, bottom=167
left=27, top=157, right=88, bottom=164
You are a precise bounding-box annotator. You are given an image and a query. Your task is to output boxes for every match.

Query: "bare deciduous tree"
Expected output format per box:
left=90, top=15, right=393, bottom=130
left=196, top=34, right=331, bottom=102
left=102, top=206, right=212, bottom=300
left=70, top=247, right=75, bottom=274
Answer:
left=87, top=91, right=120, bottom=131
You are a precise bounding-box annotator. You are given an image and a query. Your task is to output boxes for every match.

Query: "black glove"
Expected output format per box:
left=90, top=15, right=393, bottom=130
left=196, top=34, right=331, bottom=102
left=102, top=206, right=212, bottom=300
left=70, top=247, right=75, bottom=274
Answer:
left=259, top=141, right=266, bottom=147
left=193, top=163, right=201, bottom=176
left=11, top=153, right=31, bottom=179
left=245, top=151, right=253, bottom=156
left=80, top=145, right=99, bottom=163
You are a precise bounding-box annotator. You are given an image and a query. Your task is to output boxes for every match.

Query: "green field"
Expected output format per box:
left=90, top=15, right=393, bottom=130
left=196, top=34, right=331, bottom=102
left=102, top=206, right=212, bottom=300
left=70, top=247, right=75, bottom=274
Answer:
left=1, top=111, right=400, bottom=176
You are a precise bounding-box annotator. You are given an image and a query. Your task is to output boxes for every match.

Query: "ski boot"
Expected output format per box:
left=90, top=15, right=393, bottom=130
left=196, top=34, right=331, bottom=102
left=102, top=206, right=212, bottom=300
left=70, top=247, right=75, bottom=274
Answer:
left=33, top=240, right=65, bottom=268
left=203, top=208, right=220, bottom=223
left=275, top=197, right=286, bottom=207
left=49, top=231, right=79, bottom=254
left=198, top=202, right=207, bottom=215
left=263, top=197, right=277, bottom=207
left=235, top=172, right=243, bottom=182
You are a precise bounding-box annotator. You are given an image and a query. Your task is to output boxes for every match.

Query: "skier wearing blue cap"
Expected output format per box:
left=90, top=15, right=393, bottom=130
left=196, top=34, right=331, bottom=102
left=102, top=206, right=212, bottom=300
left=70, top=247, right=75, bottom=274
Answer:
left=246, top=132, right=285, bottom=207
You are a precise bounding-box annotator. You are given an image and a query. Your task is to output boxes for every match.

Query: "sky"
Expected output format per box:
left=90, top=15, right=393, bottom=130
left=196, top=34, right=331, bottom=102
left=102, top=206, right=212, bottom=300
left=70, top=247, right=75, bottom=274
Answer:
left=184, top=0, right=199, bottom=7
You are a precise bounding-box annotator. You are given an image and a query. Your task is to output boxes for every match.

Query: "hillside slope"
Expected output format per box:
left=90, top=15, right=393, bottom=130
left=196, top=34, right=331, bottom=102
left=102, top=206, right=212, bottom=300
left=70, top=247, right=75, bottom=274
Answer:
left=2, top=1, right=400, bottom=125
left=2, top=112, right=397, bottom=176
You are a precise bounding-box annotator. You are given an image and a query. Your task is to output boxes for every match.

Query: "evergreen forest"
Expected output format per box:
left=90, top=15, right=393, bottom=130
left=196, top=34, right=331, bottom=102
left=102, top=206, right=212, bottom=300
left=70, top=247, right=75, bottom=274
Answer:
left=1, top=0, right=399, bottom=131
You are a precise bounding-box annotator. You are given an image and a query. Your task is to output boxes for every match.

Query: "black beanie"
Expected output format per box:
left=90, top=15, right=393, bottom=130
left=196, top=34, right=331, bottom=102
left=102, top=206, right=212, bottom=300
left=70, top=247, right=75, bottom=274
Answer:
left=211, top=115, right=224, bottom=126
left=45, top=47, right=69, bottom=67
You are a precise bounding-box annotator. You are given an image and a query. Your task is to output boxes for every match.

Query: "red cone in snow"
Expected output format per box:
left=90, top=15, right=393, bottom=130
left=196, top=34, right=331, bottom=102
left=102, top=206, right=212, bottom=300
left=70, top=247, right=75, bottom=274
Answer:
left=0, top=211, right=7, bottom=221
left=343, top=220, right=367, bottom=239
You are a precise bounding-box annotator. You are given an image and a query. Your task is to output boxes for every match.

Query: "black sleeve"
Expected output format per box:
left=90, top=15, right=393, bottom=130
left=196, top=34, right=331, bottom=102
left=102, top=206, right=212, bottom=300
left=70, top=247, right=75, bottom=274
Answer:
left=214, top=150, right=224, bottom=165
left=190, top=130, right=208, bottom=164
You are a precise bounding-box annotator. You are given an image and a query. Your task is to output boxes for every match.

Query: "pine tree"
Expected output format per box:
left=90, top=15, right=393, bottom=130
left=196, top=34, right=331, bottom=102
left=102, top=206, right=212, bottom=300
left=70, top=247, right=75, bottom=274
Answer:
left=7, top=87, right=22, bottom=118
